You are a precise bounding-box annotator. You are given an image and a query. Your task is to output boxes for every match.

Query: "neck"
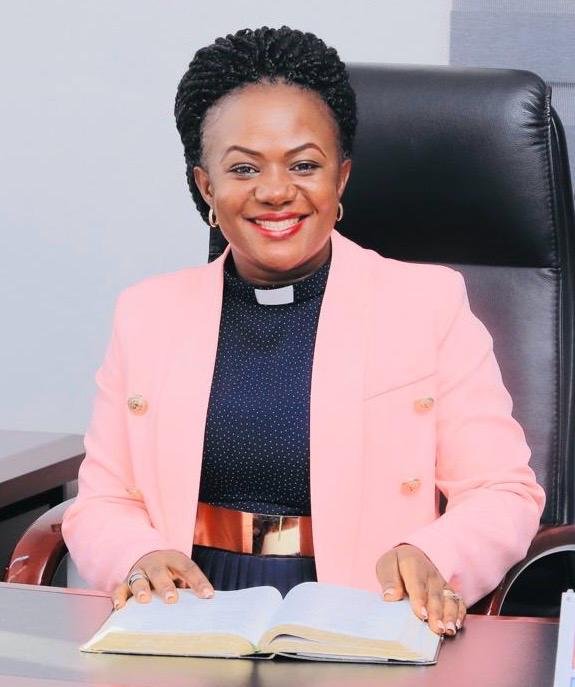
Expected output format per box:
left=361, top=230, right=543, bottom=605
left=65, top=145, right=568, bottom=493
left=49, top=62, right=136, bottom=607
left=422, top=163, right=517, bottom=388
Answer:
left=230, top=239, right=332, bottom=287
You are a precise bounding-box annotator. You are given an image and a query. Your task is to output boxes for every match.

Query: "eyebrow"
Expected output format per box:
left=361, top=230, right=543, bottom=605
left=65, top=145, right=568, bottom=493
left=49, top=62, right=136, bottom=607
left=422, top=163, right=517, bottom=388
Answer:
left=220, top=142, right=326, bottom=162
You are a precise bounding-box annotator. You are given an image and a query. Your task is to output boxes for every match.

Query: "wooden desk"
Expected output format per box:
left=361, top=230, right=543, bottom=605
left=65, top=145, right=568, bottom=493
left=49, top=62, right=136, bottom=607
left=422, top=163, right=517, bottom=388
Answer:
left=0, top=431, right=84, bottom=509
left=0, top=431, right=84, bottom=578
left=0, top=582, right=559, bottom=687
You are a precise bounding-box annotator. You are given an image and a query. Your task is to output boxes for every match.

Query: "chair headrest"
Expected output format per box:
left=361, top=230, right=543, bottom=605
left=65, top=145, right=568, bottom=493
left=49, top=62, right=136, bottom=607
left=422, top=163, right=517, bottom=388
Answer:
left=341, top=64, right=557, bottom=267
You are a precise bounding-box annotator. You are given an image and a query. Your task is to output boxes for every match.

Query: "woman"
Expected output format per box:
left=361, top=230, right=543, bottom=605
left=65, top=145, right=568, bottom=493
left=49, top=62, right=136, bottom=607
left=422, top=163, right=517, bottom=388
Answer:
left=62, top=26, right=545, bottom=638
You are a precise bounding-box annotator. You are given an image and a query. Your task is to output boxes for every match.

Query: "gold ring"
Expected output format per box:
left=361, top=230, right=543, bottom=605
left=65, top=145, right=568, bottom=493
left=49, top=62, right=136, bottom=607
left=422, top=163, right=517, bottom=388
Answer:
left=442, top=588, right=462, bottom=602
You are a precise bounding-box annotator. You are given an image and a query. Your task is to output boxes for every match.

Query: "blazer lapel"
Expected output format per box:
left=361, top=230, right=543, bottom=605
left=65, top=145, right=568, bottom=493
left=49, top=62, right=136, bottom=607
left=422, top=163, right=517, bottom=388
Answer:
left=310, top=230, right=372, bottom=586
left=154, top=245, right=231, bottom=552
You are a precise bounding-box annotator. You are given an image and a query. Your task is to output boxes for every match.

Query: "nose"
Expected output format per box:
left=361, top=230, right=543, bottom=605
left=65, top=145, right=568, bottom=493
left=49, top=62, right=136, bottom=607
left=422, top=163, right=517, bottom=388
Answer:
left=254, top=168, right=297, bottom=206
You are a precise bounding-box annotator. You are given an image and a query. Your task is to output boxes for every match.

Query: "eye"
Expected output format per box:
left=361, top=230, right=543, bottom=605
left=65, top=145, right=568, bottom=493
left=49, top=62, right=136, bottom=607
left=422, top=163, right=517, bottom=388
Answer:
left=291, top=161, right=321, bottom=174
left=229, top=164, right=258, bottom=177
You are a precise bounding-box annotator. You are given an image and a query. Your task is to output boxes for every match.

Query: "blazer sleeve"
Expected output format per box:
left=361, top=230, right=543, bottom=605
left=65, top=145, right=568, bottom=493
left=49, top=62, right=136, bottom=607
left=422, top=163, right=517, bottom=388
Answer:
left=61, top=292, right=171, bottom=592
left=401, top=270, right=546, bottom=606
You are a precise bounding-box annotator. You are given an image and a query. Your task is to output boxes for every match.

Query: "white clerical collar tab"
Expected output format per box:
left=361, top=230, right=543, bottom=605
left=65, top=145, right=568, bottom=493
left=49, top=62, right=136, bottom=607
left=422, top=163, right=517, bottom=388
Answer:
left=254, top=285, right=294, bottom=305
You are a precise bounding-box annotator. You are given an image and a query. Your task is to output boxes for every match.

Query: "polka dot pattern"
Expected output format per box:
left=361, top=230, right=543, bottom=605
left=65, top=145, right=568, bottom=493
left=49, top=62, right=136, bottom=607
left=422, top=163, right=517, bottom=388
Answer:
left=198, top=253, right=330, bottom=516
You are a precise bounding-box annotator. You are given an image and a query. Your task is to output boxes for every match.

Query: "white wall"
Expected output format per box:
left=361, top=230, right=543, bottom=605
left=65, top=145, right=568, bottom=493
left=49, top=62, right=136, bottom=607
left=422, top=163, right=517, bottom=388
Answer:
left=0, top=1, right=452, bottom=433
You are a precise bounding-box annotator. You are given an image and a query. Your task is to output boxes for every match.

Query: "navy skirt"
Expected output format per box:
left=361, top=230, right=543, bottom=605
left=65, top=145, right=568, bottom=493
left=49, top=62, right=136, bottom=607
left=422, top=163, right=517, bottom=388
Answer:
left=191, top=545, right=317, bottom=597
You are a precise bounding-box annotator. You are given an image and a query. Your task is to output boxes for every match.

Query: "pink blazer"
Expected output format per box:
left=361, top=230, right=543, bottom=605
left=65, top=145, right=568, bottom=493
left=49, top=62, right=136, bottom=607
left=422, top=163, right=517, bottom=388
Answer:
left=62, top=229, right=545, bottom=604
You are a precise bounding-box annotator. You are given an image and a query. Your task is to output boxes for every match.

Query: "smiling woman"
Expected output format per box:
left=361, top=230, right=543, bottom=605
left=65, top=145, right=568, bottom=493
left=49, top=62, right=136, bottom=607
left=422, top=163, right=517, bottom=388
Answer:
left=62, top=26, right=545, bottom=640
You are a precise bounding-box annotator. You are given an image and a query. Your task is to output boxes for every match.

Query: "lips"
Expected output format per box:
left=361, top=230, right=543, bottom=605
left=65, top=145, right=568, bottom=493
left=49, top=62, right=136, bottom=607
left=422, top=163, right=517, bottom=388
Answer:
left=248, top=212, right=308, bottom=240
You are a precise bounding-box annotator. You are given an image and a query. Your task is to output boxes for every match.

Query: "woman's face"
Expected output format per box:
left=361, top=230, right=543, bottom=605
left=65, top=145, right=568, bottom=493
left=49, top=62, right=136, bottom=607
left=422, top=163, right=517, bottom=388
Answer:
left=193, top=82, right=351, bottom=285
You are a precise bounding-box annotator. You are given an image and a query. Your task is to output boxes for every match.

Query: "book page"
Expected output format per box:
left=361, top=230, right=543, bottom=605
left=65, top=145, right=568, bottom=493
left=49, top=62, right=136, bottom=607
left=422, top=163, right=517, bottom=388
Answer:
left=267, top=582, right=437, bottom=655
left=84, top=586, right=282, bottom=650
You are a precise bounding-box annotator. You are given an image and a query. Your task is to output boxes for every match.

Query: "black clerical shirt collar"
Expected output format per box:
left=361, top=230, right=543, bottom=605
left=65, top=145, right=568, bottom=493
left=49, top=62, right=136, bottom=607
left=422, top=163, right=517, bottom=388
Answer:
left=223, top=253, right=330, bottom=306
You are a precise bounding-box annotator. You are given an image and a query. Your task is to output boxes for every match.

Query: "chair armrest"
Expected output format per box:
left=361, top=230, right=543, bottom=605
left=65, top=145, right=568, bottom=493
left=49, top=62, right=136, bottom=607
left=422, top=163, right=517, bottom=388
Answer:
left=4, top=498, right=74, bottom=585
left=470, top=524, right=575, bottom=615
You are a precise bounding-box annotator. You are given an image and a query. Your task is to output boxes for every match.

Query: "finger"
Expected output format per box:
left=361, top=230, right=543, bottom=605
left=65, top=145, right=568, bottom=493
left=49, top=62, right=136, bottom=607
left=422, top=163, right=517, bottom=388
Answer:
left=129, top=575, right=152, bottom=603
left=145, top=564, right=179, bottom=604
left=395, top=551, right=429, bottom=622
left=376, top=550, right=405, bottom=602
left=426, top=579, right=446, bottom=635
left=176, top=559, right=214, bottom=598
left=112, top=582, right=130, bottom=610
left=441, top=591, right=460, bottom=636
left=456, top=598, right=467, bottom=630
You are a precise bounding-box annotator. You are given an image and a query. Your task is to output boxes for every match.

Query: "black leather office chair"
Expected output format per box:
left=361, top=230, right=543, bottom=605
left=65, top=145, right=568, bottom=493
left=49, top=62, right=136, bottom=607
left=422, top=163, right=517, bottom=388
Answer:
left=8, top=65, right=575, bottom=616
left=210, top=64, right=575, bottom=616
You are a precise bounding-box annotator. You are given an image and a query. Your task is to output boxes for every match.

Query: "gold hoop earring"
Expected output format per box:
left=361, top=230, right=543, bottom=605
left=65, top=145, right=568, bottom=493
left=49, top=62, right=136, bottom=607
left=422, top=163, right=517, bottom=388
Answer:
left=208, top=207, right=218, bottom=229
left=336, top=202, right=344, bottom=222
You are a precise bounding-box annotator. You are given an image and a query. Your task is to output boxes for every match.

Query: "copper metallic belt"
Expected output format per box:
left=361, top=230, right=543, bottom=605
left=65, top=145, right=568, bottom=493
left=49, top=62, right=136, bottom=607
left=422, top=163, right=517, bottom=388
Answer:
left=193, top=502, right=314, bottom=557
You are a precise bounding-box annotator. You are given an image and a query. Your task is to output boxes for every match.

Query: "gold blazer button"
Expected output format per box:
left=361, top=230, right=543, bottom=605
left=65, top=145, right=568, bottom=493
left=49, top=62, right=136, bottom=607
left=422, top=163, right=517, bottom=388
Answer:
left=401, top=478, right=421, bottom=495
left=127, top=394, right=148, bottom=415
left=414, top=396, right=434, bottom=412
left=126, top=486, right=143, bottom=498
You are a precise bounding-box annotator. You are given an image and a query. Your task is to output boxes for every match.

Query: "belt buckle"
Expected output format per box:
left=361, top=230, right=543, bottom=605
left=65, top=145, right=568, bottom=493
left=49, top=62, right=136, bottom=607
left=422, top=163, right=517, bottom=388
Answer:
left=252, top=513, right=301, bottom=555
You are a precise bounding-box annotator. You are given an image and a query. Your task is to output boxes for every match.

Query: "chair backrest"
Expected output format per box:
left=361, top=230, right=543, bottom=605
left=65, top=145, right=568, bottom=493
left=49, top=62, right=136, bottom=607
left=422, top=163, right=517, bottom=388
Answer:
left=208, top=64, right=575, bottom=527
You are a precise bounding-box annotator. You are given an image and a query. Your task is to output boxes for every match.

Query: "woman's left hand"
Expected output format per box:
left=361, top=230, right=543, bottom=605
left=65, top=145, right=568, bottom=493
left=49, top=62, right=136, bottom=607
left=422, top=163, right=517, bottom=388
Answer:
left=376, top=544, right=466, bottom=636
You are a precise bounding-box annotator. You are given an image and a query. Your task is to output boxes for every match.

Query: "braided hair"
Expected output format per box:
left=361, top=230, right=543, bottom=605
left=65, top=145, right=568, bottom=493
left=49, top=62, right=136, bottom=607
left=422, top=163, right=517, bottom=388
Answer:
left=174, top=26, right=357, bottom=224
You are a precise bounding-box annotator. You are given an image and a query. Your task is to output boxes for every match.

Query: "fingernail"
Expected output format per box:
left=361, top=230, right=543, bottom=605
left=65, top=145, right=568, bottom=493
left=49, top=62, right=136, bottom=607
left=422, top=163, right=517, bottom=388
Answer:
left=165, top=591, right=176, bottom=602
left=437, top=620, right=446, bottom=634
left=446, top=621, right=456, bottom=635
left=382, top=587, right=395, bottom=600
left=137, top=591, right=147, bottom=602
left=420, top=606, right=428, bottom=620
left=200, top=587, right=213, bottom=598
left=113, top=600, right=120, bottom=610
left=456, top=618, right=462, bottom=630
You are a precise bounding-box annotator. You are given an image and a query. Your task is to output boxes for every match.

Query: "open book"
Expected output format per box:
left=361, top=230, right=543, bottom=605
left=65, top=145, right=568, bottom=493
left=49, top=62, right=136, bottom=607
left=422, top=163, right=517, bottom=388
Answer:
left=82, top=582, right=441, bottom=664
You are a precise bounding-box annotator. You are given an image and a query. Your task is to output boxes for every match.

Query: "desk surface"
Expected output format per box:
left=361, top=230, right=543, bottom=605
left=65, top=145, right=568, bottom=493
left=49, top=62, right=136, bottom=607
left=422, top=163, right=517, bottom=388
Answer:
left=0, top=430, right=84, bottom=507
left=0, top=582, right=559, bottom=687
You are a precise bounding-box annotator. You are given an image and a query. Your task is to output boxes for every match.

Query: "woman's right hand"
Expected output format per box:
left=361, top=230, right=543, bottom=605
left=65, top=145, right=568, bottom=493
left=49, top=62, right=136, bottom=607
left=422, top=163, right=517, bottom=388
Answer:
left=112, top=550, right=214, bottom=609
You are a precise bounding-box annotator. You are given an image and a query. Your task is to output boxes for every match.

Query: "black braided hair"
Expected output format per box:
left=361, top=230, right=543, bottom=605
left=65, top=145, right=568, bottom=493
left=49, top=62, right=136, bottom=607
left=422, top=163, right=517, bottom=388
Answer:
left=174, top=26, right=357, bottom=224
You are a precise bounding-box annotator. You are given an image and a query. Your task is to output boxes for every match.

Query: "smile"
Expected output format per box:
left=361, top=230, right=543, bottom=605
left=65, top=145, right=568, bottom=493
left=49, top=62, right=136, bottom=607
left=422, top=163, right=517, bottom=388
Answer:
left=253, top=217, right=304, bottom=231
left=248, top=213, right=309, bottom=240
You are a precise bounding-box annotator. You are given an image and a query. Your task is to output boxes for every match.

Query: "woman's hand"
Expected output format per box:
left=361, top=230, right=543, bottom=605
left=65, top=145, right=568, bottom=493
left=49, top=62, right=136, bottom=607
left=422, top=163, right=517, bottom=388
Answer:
left=376, top=544, right=466, bottom=636
left=112, top=550, right=214, bottom=610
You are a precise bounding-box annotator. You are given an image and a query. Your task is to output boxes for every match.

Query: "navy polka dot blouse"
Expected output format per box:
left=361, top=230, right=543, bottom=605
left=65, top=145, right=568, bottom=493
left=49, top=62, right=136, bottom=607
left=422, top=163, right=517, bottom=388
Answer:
left=198, top=252, right=330, bottom=516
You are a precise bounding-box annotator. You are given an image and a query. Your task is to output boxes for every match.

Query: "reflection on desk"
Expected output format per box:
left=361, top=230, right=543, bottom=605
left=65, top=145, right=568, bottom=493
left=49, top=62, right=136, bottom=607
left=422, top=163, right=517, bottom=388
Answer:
left=0, top=582, right=559, bottom=687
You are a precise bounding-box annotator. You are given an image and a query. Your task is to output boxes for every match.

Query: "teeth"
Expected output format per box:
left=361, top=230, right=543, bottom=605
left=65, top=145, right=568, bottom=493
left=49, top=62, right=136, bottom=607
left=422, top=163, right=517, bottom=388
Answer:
left=254, top=218, right=301, bottom=231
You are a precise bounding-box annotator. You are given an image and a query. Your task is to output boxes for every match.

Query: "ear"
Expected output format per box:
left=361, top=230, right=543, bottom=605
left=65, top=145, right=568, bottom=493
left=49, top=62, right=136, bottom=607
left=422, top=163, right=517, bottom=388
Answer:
left=337, top=158, right=352, bottom=198
left=193, top=166, right=214, bottom=207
